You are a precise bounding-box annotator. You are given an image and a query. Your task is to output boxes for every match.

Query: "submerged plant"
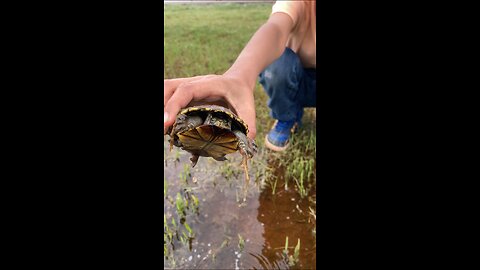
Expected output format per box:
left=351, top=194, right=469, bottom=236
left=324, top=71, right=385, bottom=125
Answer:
left=283, top=236, right=289, bottom=256
left=164, top=176, right=168, bottom=198
left=184, top=222, right=195, bottom=238
left=282, top=237, right=301, bottom=267
left=175, top=193, right=185, bottom=217
left=292, top=239, right=301, bottom=265
left=179, top=163, right=191, bottom=184
left=190, top=194, right=200, bottom=214
left=238, top=234, right=245, bottom=252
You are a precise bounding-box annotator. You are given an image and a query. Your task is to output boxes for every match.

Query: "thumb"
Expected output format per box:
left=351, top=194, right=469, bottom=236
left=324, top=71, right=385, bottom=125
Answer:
left=163, top=85, right=195, bottom=132
left=234, top=106, right=257, bottom=140
left=163, top=111, right=172, bottom=134
left=163, top=109, right=179, bottom=135
left=163, top=110, right=177, bottom=128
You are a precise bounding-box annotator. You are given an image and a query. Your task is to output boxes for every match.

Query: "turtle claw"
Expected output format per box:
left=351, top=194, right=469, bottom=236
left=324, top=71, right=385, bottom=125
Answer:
left=250, top=139, right=258, bottom=155
left=214, top=156, right=228, bottom=162
left=190, top=155, right=199, bottom=167
left=168, top=127, right=175, bottom=152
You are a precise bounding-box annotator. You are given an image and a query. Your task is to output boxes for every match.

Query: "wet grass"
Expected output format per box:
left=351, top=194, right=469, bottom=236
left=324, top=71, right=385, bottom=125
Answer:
left=164, top=3, right=316, bottom=269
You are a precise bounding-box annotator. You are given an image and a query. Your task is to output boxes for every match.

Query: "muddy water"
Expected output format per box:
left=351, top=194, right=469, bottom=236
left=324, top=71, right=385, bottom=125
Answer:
left=164, top=137, right=316, bottom=269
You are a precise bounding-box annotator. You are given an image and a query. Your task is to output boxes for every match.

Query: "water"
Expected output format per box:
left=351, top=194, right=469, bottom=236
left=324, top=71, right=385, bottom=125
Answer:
left=164, top=137, right=316, bottom=269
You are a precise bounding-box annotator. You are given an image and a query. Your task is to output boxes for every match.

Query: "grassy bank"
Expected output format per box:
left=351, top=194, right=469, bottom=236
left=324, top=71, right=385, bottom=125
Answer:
left=164, top=3, right=270, bottom=78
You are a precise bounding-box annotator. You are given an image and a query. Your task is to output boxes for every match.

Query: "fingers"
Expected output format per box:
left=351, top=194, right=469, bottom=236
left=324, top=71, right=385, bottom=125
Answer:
left=164, top=79, right=179, bottom=107
left=163, top=84, right=194, bottom=128
left=164, top=77, right=226, bottom=129
left=164, top=77, right=206, bottom=134
left=163, top=75, right=257, bottom=141
left=164, top=78, right=192, bottom=107
left=225, top=81, right=257, bottom=140
left=164, top=83, right=174, bottom=107
left=235, top=105, right=257, bottom=140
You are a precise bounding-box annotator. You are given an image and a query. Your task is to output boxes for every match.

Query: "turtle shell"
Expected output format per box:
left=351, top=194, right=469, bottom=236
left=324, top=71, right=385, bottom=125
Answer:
left=172, top=105, right=249, bottom=159
left=179, top=105, right=248, bottom=134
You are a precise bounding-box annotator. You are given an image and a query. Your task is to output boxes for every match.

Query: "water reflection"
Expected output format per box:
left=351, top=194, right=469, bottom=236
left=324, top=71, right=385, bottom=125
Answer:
left=257, top=187, right=316, bottom=269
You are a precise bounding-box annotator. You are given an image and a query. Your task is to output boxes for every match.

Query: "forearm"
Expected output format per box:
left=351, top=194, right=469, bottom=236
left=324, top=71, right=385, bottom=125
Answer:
left=224, top=13, right=293, bottom=91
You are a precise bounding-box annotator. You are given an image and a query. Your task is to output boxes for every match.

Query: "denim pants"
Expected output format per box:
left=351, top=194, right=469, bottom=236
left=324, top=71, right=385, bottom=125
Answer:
left=259, top=47, right=316, bottom=122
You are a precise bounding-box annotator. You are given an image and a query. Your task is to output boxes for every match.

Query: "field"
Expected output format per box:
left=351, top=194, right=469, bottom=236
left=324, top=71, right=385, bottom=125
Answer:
left=164, top=3, right=316, bottom=269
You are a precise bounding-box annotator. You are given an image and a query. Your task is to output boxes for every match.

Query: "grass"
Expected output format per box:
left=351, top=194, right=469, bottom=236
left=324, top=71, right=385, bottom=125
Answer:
left=164, top=3, right=270, bottom=78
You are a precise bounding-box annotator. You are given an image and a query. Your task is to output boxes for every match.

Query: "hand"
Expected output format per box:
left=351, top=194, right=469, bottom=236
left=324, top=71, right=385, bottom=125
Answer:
left=164, top=75, right=257, bottom=140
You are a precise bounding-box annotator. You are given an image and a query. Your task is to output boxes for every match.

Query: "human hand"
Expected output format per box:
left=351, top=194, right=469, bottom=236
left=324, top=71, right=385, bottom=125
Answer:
left=164, top=75, right=257, bottom=140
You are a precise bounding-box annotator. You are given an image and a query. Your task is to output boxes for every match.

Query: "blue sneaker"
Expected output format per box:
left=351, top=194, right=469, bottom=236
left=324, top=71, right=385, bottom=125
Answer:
left=265, top=119, right=299, bottom=151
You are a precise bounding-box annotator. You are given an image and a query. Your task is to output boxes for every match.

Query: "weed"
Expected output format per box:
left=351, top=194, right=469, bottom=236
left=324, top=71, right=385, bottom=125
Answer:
left=179, top=164, right=191, bottom=184
left=164, top=176, right=168, bottom=198
left=184, top=222, right=195, bottom=238
left=283, top=236, right=289, bottom=256
left=292, top=239, right=301, bottom=266
left=190, top=194, right=200, bottom=214
left=282, top=236, right=301, bottom=267
left=220, top=161, right=238, bottom=180
left=308, top=206, right=316, bottom=222
left=175, top=193, right=185, bottom=218
left=238, top=234, right=245, bottom=252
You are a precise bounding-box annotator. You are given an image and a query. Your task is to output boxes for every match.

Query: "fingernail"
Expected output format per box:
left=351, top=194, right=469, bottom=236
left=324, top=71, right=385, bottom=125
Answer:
left=164, top=112, right=169, bottom=123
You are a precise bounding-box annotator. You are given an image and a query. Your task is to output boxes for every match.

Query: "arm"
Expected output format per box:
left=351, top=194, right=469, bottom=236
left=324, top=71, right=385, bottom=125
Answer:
left=224, top=12, right=295, bottom=92
left=164, top=12, right=295, bottom=139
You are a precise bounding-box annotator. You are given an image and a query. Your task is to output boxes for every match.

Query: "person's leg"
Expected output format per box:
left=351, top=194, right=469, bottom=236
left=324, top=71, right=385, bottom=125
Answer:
left=301, top=68, right=316, bottom=108
left=259, top=47, right=305, bottom=123
left=259, top=48, right=312, bottom=151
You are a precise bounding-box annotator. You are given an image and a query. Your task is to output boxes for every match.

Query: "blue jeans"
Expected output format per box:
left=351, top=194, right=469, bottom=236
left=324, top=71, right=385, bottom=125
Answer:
left=259, top=47, right=316, bottom=122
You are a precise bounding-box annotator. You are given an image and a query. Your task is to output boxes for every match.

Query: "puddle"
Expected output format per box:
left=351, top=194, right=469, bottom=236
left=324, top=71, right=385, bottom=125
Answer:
left=164, top=136, right=316, bottom=269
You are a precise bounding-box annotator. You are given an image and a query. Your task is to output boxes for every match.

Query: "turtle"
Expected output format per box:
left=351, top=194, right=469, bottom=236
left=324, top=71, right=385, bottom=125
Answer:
left=167, top=105, right=257, bottom=190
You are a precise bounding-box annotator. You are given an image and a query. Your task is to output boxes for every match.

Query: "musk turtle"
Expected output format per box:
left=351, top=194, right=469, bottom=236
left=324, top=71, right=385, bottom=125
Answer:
left=167, top=105, right=257, bottom=187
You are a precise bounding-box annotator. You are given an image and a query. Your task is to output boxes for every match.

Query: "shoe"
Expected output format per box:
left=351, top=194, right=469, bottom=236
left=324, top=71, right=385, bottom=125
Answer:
left=265, top=119, right=299, bottom=152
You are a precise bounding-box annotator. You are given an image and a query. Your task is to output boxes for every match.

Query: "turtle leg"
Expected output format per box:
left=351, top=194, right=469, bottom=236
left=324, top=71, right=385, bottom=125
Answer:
left=232, top=130, right=255, bottom=158
left=169, top=114, right=203, bottom=152
left=190, top=154, right=200, bottom=168
left=169, top=128, right=175, bottom=152
left=168, top=129, right=183, bottom=151
left=250, top=139, right=258, bottom=155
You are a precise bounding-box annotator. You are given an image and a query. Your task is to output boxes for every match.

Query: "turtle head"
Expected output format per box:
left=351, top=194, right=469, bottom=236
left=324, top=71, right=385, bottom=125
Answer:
left=172, top=114, right=203, bottom=134
left=204, top=112, right=231, bottom=130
